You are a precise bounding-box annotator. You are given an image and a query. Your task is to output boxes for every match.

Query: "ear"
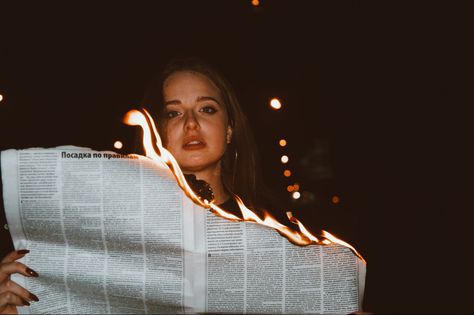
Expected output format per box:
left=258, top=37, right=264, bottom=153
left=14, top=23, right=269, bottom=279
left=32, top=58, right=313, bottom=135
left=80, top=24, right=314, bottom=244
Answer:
left=226, top=125, right=233, bottom=144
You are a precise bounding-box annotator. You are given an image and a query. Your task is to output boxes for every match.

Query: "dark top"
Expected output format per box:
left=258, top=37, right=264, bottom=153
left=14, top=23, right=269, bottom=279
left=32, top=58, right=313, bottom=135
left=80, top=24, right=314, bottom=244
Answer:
left=218, top=197, right=243, bottom=219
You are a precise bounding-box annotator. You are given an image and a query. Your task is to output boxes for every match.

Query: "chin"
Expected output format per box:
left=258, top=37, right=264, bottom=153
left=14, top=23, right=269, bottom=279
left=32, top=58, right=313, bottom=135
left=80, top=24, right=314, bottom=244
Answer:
left=179, top=159, right=220, bottom=174
left=180, top=163, right=209, bottom=173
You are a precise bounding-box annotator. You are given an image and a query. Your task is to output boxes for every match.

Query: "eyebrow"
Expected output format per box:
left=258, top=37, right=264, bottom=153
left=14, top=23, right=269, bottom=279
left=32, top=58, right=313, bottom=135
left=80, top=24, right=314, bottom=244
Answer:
left=164, top=96, right=221, bottom=107
left=164, top=100, right=181, bottom=106
left=197, top=96, right=221, bottom=105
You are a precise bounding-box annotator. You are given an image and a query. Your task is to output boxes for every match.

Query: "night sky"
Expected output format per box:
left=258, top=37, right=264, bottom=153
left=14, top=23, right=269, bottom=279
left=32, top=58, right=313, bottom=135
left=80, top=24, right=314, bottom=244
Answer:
left=1, top=1, right=473, bottom=313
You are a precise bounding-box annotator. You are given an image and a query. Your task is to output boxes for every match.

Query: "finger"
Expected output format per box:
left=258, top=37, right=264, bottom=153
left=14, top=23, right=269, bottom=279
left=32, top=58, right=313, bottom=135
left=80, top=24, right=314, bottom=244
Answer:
left=0, top=280, right=39, bottom=302
left=1, top=250, right=30, bottom=264
left=0, top=262, right=39, bottom=281
left=0, top=291, right=30, bottom=308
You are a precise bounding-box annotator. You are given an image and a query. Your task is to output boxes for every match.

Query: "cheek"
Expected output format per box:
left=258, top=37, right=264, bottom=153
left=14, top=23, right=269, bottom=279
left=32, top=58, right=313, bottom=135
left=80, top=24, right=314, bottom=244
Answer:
left=210, top=116, right=228, bottom=138
left=161, top=125, right=175, bottom=149
left=212, top=124, right=228, bottom=149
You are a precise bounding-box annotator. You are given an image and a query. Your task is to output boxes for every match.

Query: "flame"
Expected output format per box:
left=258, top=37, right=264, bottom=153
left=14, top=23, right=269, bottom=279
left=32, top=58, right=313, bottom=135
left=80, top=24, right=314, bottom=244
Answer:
left=233, top=195, right=311, bottom=246
left=124, top=108, right=365, bottom=263
left=286, top=211, right=365, bottom=263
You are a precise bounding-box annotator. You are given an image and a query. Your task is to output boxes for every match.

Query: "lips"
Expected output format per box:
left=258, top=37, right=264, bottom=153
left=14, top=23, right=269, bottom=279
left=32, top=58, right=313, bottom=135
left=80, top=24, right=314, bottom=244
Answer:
left=182, top=136, right=206, bottom=150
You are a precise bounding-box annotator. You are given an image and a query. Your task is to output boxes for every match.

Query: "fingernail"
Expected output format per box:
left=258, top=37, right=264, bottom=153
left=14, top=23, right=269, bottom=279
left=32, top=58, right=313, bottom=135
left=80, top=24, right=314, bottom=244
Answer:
left=17, top=249, right=30, bottom=255
left=22, top=299, right=30, bottom=306
left=30, top=293, right=39, bottom=302
left=26, top=267, right=39, bottom=277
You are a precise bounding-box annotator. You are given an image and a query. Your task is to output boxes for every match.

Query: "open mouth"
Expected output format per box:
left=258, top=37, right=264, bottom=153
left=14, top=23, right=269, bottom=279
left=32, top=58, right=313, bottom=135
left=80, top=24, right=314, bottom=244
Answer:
left=183, top=138, right=206, bottom=150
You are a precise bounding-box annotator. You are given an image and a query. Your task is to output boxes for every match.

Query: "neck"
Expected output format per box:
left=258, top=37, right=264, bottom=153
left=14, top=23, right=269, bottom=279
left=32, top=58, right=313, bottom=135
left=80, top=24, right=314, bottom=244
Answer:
left=184, top=166, right=229, bottom=205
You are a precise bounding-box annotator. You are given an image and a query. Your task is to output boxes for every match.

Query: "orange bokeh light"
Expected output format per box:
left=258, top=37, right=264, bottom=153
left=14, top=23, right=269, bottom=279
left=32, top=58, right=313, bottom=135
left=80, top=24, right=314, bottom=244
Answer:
left=251, top=0, right=260, bottom=6
left=331, top=195, right=341, bottom=204
left=279, top=139, right=287, bottom=147
left=283, top=170, right=291, bottom=177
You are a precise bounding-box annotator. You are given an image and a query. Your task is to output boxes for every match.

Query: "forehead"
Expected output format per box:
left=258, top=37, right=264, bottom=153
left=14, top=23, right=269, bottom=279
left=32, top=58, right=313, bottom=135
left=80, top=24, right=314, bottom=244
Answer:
left=163, top=71, right=221, bottom=100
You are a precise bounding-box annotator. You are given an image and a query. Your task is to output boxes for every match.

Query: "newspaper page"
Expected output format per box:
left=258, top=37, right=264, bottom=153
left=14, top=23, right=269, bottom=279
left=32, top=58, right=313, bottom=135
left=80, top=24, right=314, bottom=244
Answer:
left=1, top=146, right=366, bottom=314
left=2, top=146, right=196, bottom=314
left=200, top=211, right=365, bottom=314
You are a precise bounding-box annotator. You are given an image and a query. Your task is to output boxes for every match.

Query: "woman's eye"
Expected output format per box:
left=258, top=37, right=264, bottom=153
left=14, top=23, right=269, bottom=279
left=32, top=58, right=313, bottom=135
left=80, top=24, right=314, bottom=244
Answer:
left=166, top=111, right=180, bottom=118
left=201, top=106, right=217, bottom=114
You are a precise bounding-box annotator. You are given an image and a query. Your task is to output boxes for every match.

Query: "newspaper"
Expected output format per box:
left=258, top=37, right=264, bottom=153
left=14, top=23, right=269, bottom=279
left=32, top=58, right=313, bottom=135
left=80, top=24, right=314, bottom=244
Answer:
left=1, top=146, right=366, bottom=314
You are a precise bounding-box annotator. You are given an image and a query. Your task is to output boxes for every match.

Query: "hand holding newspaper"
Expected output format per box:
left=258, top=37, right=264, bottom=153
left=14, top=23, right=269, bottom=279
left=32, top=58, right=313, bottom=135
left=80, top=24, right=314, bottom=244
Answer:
left=1, top=146, right=366, bottom=314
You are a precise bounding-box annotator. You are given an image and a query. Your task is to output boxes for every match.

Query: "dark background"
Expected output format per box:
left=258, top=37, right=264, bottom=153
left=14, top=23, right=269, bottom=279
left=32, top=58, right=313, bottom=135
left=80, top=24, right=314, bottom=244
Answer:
left=0, top=1, right=472, bottom=313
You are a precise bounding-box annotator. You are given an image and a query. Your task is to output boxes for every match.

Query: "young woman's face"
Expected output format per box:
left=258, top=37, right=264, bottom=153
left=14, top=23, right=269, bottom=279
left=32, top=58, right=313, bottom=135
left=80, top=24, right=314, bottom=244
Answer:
left=162, top=71, right=232, bottom=173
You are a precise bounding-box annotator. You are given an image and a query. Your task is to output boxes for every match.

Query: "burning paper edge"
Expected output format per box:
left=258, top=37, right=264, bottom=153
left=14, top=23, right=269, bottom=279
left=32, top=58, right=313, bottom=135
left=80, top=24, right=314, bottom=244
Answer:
left=123, top=108, right=365, bottom=264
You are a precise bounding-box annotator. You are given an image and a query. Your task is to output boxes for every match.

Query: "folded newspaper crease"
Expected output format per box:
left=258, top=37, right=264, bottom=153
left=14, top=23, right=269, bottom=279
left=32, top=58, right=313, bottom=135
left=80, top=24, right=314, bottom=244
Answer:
left=1, top=146, right=366, bottom=314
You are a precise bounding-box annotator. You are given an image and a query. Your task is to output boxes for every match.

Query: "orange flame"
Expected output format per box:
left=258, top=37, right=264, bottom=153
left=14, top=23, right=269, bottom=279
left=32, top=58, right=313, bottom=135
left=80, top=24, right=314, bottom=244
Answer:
left=124, top=108, right=365, bottom=263
left=286, top=212, right=365, bottom=263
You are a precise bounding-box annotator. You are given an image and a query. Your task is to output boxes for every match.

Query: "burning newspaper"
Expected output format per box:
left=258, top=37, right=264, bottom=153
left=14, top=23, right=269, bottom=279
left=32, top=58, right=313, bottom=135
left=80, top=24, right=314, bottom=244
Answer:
left=1, top=146, right=366, bottom=314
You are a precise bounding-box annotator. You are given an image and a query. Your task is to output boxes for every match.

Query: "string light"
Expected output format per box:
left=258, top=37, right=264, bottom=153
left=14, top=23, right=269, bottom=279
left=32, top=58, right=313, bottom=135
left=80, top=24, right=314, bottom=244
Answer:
left=270, top=98, right=282, bottom=110
left=113, top=141, right=123, bottom=150
left=287, top=185, right=295, bottom=192
left=281, top=155, right=289, bottom=164
left=283, top=170, right=291, bottom=177
left=279, top=139, right=287, bottom=147
left=251, top=0, right=260, bottom=6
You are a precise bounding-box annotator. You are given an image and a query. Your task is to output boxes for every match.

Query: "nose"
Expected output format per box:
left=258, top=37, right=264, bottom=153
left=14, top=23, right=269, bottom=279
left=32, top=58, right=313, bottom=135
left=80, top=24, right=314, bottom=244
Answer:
left=184, top=111, right=199, bottom=130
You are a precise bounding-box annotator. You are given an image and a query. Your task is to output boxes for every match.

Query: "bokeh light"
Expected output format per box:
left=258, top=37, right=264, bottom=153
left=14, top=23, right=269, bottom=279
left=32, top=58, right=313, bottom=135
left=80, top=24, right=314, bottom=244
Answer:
left=287, top=185, right=295, bottom=192
left=331, top=195, right=341, bottom=204
left=279, top=139, right=287, bottom=147
left=114, top=141, right=123, bottom=149
left=281, top=155, right=289, bottom=163
left=292, top=191, right=301, bottom=200
left=293, top=183, right=300, bottom=191
left=0, top=94, right=3, bottom=102
left=251, top=0, right=260, bottom=6
left=283, top=169, right=291, bottom=177
left=270, top=98, right=282, bottom=110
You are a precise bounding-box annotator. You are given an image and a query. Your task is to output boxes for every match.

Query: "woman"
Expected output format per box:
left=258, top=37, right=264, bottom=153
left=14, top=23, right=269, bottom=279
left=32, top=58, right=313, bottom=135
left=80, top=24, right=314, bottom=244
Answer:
left=142, top=57, right=268, bottom=212
left=0, top=57, right=282, bottom=313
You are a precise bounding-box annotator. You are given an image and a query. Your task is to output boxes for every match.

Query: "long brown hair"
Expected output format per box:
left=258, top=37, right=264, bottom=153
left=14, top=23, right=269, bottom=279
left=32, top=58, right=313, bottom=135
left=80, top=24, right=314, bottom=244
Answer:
left=141, top=57, right=261, bottom=207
